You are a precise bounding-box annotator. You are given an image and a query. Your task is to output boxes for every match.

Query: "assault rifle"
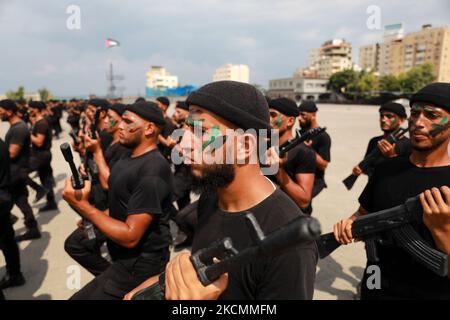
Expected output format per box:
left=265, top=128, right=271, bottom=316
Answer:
left=342, top=127, right=408, bottom=190
left=131, top=213, right=321, bottom=300
left=279, top=127, right=326, bottom=157
left=60, top=143, right=96, bottom=240
left=316, top=193, right=448, bottom=277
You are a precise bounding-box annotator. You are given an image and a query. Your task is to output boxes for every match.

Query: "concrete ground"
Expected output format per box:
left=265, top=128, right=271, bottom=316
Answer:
left=0, top=104, right=405, bottom=300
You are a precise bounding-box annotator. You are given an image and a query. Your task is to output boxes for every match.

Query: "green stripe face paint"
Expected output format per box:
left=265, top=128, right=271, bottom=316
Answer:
left=439, top=115, right=448, bottom=126
left=430, top=115, right=449, bottom=136
left=202, top=125, right=221, bottom=151
left=186, top=117, right=205, bottom=127
left=273, top=114, right=284, bottom=129
left=109, top=118, right=118, bottom=129
left=126, top=122, right=140, bottom=133
left=391, top=116, right=398, bottom=128
left=185, top=117, right=222, bottom=151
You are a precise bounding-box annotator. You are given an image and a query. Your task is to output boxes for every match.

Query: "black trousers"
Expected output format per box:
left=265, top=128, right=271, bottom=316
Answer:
left=174, top=201, right=198, bottom=242
left=10, top=180, right=37, bottom=229
left=64, top=228, right=110, bottom=277
left=54, top=117, right=62, bottom=135
left=173, top=166, right=192, bottom=211
left=69, top=250, right=169, bottom=300
left=27, top=151, right=55, bottom=204
left=0, top=198, right=21, bottom=276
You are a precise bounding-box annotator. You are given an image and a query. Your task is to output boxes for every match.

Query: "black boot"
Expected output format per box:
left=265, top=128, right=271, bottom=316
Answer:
left=34, top=186, right=49, bottom=204
left=0, top=273, right=25, bottom=290
left=15, top=228, right=41, bottom=242
left=38, top=202, right=58, bottom=213
left=10, top=214, right=19, bottom=225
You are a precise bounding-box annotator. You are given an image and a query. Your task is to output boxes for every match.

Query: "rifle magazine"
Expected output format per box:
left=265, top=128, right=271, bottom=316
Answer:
left=391, top=226, right=448, bottom=277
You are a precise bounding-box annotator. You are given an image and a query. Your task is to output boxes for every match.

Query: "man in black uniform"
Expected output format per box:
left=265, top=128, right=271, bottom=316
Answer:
left=63, top=101, right=173, bottom=299
left=16, top=99, right=29, bottom=124
left=84, top=99, right=112, bottom=154
left=67, top=99, right=82, bottom=134
left=170, top=101, right=192, bottom=210
left=298, top=101, right=331, bottom=198
left=126, top=81, right=317, bottom=300
left=155, top=96, right=177, bottom=160
left=165, top=101, right=196, bottom=251
left=265, top=97, right=316, bottom=215
left=334, top=82, right=450, bottom=299
left=27, top=101, right=57, bottom=212
left=64, top=103, right=130, bottom=276
left=352, top=102, right=411, bottom=178
left=48, top=100, right=63, bottom=139
left=0, top=137, right=25, bottom=289
left=71, top=99, right=111, bottom=213
left=0, top=100, right=40, bottom=241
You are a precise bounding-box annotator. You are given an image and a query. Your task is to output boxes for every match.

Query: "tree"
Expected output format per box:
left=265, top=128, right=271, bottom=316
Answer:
left=5, top=86, right=25, bottom=100
left=400, top=62, right=435, bottom=93
left=328, top=69, right=358, bottom=93
left=38, top=87, right=52, bottom=102
left=353, top=71, right=379, bottom=98
left=379, top=75, right=402, bottom=92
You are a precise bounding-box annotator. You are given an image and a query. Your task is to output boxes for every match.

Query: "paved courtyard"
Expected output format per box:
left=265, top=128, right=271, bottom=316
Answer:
left=0, top=103, right=417, bottom=300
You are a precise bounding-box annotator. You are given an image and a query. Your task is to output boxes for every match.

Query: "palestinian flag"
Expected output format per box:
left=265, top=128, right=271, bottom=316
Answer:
left=106, top=38, right=120, bottom=48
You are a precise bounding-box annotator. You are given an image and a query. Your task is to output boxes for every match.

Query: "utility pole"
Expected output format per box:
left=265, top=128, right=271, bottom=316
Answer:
left=106, top=62, right=125, bottom=98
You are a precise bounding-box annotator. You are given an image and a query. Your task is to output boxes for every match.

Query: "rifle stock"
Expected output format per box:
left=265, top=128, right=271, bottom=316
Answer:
left=342, top=174, right=358, bottom=190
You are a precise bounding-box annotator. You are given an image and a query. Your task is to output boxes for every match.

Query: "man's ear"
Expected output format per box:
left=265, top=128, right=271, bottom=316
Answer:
left=144, top=121, right=157, bottom=137
left=287, top=116, right=295, bottom=128
left=236, top=133, right=258, bottom=165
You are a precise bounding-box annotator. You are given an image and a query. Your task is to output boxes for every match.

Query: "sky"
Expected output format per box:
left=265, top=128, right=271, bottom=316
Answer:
left=0, top=0, right=449, bottom=97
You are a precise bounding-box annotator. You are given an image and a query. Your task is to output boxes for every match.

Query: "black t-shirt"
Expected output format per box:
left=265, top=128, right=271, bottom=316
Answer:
left=99, top=130, right=113, bottom=155
left=299, top=129, right=331, bottom=187
left=53, top=104, right=63, bottom=118
left=283, top=143, right=316, bottom=178
left=363, top=135, right=411, bottom=177
left=67, top=107, right=81, bottom=125
left=268, top=143, right=316, bottom=214
left=107, top=149, right=173, bottom=261
left=158, top=117, right=177, bottom=160
left=104, top=141, right=131, bottom=170
left=192, top=188, right=318, bottom=300
left=18, top=108, right=29, bottom=124
left=5, top=121, right=30, bottom=169
left=161, top=117, right=177, bottom=139
left=0, top=139, right=11, bottom=190
left=358, top=157, right=450, bottom=299
left=31, top=118, right=52, bottom=152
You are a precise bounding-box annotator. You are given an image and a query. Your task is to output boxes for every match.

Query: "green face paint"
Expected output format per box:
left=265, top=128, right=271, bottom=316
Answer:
left=186, top=116, right=204, bottom=127
left=273, top=114, right=284, bottom=129
left=109, top=118, right=118, bottom=129
left=391, top=116, right=398, bottom=128
left=429, top=116, right=449, bottom=137
left=202, top=125, right=221, bottom=151
left=439, top=115, right=448, bottom=126
left=126, top=122, right=140, bottom=132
